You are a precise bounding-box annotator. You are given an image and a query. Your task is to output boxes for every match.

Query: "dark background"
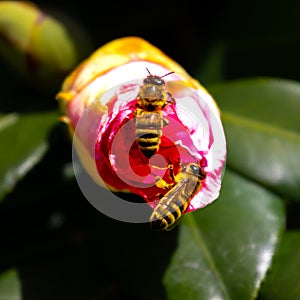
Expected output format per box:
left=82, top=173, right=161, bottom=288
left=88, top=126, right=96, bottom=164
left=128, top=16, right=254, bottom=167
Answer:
left=31, top=0, right=300, bottom=85
left=1, top=0, right=300, bottom=299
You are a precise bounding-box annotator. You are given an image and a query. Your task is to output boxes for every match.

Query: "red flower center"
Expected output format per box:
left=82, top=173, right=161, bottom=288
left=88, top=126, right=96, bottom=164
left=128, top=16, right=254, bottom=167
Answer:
left=95, top=97, right=207, bottom=207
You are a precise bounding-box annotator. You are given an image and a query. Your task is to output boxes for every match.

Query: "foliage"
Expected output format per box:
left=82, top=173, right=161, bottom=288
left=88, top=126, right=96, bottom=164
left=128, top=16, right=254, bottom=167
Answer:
left=0, top=0, right=300, bottom=299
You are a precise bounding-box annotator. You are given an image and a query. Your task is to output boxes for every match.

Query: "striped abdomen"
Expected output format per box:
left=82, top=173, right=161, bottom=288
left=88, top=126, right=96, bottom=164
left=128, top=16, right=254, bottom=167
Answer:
left=150, top=163, right=206, bottom=231
left=135, top=110, right=163, bottom=158
left=149, top=179, right=191, bottom=231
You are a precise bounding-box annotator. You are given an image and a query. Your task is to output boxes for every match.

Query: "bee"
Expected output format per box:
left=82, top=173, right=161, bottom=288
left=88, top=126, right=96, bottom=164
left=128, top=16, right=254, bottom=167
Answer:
left=150, top=162, right=206, bottom=231
left=135, top=68, right=175, bottom=158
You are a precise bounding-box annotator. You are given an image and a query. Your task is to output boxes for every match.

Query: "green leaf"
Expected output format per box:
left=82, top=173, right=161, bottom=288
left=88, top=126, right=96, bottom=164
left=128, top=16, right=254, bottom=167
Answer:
left=0, top=111, right=58, bottom=202
left=197, top=41, right=228, bottom=85
left=164, top=170, right=285, bottom=300
left=0, top=269, right=22, bottom=299
left=208, top=78, right=300, bottom=200
left=259, top=231, right=300, bottom=300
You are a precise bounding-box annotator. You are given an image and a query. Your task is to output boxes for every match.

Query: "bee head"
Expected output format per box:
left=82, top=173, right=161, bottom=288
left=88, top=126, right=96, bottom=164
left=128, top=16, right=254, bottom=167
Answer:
left=186, top=163, right=206, bottom=179
left=143, top=68, right=174, bottom=86
left=143, top=76, right=165, bottom=86
left=188, top=163, right=200, bottom=175
left=137, top=69, right=175, bottom=107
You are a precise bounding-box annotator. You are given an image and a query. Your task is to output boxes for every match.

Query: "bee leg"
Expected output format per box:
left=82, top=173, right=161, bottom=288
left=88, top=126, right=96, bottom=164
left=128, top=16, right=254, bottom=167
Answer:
left=154, top=176, right=173, bottom=190
left=166, top=92, right=176, bottom=103
left=154, top=160, right=176, bottom=190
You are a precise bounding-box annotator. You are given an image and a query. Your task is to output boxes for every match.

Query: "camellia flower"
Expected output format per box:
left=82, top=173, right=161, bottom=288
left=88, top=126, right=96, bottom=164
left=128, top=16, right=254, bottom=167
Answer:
left=56, top=36, right=226, bottom=229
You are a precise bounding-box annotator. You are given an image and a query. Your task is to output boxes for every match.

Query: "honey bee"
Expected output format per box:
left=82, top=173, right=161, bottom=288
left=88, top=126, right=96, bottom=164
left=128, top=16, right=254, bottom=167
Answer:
left=135, top=69, right=175, bottom=158
left=150, top=162, right=206, bottom=231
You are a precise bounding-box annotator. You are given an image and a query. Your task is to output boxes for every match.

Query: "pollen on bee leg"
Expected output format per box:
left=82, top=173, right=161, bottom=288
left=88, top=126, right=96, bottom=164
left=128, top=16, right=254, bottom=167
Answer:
left=154, top=176, right=172, bottom=190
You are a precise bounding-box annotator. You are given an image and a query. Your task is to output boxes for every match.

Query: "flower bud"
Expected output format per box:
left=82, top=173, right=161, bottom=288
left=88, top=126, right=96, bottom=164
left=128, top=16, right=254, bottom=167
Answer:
left=57, top=37, right=226, bottom=226
left=0, top=1, right=77, bottom=91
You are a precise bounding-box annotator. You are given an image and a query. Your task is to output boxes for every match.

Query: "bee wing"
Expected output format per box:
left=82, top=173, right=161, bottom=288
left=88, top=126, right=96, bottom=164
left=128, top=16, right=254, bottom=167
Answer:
left=160, top=178, right=189, bottom=207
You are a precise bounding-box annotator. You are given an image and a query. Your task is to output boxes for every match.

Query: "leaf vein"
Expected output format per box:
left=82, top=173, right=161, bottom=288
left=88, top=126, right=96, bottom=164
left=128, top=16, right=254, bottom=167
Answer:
left=187, top=214, right=231, bottom=300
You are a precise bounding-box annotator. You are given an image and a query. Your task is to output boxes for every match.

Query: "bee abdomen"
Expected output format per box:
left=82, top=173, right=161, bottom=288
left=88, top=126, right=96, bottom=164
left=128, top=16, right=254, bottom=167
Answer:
left=150, top=200, right=186, bottom=231
left=137, top=132, right=161, bottom=148
left=135, top=112, right=163, bottom=158
left=137, top=136, right=161, bottom=158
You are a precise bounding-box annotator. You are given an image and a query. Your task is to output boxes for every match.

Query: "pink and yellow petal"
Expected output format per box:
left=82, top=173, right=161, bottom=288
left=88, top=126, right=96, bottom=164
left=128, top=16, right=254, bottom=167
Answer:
left=56, top=36, right=226, bottom=213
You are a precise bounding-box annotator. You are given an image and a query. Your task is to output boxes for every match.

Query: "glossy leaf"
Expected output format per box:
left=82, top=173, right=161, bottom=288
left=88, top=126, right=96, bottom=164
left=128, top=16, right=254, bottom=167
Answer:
left=0, top=111, right=58, bottom=202
left=259, top=231, right=300, bottom=300
left=0, top=269, right=22, bottom=299
left=164, top=170, right=285, bottom=300
left=208, top=78, right=300, bottom=200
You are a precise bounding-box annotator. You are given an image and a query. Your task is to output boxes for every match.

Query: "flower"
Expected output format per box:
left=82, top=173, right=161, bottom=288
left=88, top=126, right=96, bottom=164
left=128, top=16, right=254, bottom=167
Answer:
left=56, top=36, right=226, bottom=218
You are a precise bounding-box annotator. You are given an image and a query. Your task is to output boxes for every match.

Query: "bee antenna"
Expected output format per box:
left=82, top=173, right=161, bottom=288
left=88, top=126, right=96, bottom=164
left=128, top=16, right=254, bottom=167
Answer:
left=161, top=71, right=175, bottom=78
left=146, top=68, right=152, bottom=76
